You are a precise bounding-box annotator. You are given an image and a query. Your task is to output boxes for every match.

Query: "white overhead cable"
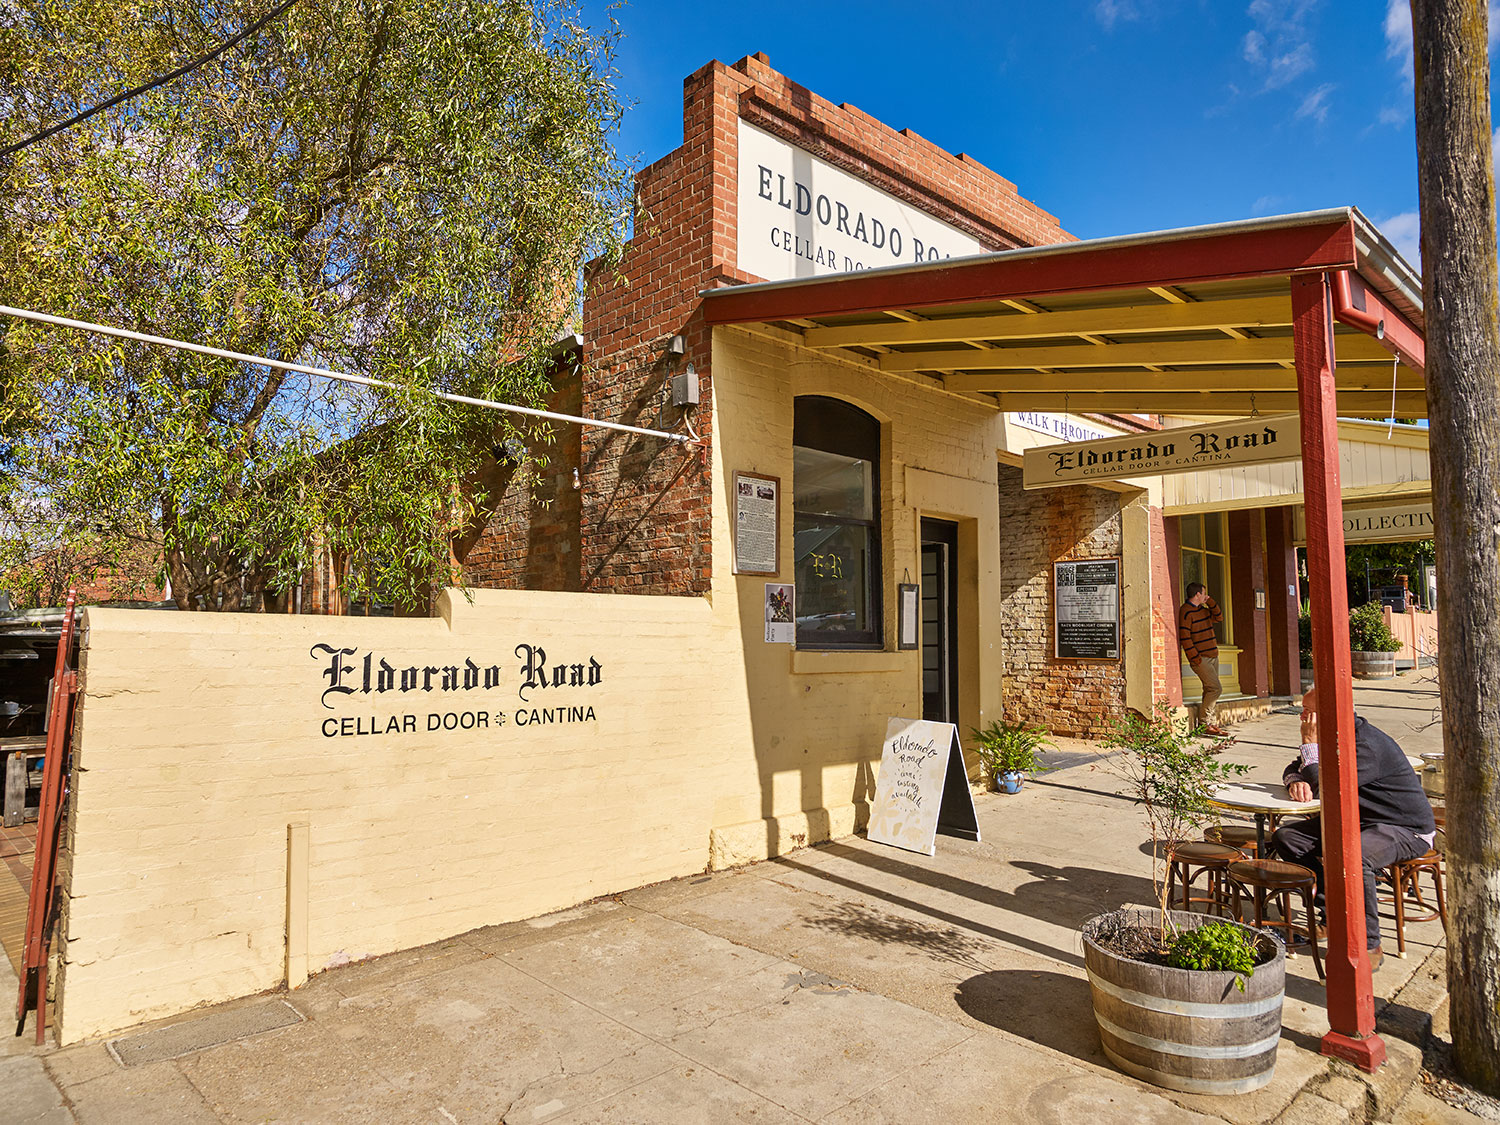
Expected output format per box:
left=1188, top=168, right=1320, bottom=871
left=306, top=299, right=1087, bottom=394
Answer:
left=0, top=304, right=699, bottom=446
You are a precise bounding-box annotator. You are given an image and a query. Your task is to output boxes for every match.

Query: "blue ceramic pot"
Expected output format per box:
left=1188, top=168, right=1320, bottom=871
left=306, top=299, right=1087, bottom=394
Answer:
left=1001, top=771, right=1024, bottom=794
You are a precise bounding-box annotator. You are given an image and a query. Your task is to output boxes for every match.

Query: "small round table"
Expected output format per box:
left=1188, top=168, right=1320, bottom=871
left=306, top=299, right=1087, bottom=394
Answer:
left=1209, top=781, right=1320, bottom=854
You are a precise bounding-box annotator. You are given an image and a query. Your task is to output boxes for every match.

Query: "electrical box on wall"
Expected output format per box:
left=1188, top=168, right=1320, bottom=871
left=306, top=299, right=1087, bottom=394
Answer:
left=671, top=366, right=700, bottom=408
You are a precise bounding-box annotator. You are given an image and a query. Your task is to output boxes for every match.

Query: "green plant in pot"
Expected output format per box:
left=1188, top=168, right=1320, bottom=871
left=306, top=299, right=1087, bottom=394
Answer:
left=1081, top=703, right=1286, bottom=1095
left=971, top=719, right=1052, bottom=794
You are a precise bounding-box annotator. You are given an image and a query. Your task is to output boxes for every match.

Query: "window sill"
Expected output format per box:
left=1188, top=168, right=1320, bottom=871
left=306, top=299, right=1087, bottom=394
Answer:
left=792, top=650, right=908, bottom=675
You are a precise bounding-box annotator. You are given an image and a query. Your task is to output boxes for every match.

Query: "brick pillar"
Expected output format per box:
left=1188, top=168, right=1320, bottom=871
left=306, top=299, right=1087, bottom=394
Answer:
left=1264, top=505, right=1301, bottom=697
left=1151, top=507, right=1183, bottom=706
left=1228, top=510, right=1269, bottom=698
left=1163, top=516, right=1184, bottom=705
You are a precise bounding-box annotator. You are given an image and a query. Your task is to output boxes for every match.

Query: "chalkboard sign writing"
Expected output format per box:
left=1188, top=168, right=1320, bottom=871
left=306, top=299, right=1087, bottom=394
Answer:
left=867, top=717, right=980, bottom=856
left=1054, top=558, right=1121, bottom=661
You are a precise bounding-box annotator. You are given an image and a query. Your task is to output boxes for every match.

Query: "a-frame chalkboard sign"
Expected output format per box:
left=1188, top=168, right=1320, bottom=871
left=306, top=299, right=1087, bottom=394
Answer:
left=866, top=717, right=981, bottom=856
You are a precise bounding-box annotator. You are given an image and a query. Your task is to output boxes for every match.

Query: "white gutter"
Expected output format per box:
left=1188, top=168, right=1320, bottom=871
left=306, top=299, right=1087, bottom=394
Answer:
left=0, top=305, right=698, bottom=446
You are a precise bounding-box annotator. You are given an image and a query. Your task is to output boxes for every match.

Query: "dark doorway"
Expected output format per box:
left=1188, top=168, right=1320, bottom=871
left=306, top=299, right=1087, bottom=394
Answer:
left=920, top=519, right=960, bottom=723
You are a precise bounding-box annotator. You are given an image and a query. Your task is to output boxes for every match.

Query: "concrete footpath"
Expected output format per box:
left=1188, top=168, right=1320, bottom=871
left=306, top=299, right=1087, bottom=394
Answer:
left=2, top=670, right=1482, bottom=1124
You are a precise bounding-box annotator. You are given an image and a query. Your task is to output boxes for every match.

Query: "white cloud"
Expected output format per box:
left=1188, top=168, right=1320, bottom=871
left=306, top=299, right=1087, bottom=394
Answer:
left=1378, top=106, right=1405, bottom=127
left=1095, top=0, right=1140, bottom=30
left=1375, top=211, right=1421, bottom=267
left=1267, top=43, right=1315, bottom=89
left=1243, top=0, right=1319, bottom=91
left=1295, top=83, right=1335, bottom=123
left=1384, top=0, right=1412, bottom=72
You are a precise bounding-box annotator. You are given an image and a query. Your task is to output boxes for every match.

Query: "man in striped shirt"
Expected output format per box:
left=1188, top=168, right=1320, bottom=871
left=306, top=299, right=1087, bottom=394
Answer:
left=1179, top=582, right=1228, bottom=735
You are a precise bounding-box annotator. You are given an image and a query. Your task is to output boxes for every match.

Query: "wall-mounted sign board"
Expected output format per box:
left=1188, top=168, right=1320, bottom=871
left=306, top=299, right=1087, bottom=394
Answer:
left=1054, top=558, right=1121, bottom=662
left=867, top=717, right=980, bottom=856
left=734, top=471, right=780, bottom=575
left=1022, top=414, right=1301, bottom=489
left=1292, top=500, right=1434, bottom=546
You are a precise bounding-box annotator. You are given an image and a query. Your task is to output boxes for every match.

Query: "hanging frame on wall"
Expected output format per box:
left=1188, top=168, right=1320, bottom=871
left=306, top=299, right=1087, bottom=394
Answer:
left=897, top=580, right=920, bottom=650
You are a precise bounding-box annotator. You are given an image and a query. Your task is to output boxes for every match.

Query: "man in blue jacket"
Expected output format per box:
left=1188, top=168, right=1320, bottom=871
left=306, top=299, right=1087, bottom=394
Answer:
left=1268, top=687, right=1436, bottom=970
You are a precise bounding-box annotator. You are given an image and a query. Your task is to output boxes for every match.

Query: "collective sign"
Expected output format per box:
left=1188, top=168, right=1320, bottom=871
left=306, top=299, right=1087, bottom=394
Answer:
left=309, top=642, right=603, bottom=739
left=736, top=120, right=986, bottom=281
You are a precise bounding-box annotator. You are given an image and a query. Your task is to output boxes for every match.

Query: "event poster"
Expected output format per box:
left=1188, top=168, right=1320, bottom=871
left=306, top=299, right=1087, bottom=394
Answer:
left=765, top=583, right=794, bottom=644
left=1054, top=558, right=1121, bottom=661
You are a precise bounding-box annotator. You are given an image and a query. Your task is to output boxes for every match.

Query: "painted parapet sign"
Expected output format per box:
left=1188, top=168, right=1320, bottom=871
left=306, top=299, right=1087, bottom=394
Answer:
left=1022, top=414, right=1301, bottom=489
left=736, top=120, right=985, bottom=281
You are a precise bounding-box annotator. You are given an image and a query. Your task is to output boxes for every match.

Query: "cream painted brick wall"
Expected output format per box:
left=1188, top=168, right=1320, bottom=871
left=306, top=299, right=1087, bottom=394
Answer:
left=60, top=590, right=752, bottom=1042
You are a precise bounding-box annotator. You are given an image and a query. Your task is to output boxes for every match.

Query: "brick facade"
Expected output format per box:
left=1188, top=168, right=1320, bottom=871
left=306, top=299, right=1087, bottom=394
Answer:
left=996, top=465, right=1126, bottom=738
left=466, top=53, right=1069, bottom=596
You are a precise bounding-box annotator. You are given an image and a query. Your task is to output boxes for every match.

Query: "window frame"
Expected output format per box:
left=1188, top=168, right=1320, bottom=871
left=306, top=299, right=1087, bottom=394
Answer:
left=792, top=396, right=883, bottom=650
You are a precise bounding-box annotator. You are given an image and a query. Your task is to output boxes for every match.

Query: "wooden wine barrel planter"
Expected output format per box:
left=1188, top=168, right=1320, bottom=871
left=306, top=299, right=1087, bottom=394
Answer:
left=1351, top=650, right=1398, bottom=679
left=1081, top=909, right=1286, bottom=1095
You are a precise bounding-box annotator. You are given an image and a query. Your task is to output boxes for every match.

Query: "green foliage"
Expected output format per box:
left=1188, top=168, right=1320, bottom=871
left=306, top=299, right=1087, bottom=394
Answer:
left=1349, top=601, right=1403, bottom=652
left=1102, top=703, right=1250, bottom=939
left=1166, top=922, right=1258, bottom=990
left=971, top=720, right=1053, bottom=787
left=0, top=0, right=631, bottom=611
left=1346, top=540, right=1433, bottom=607
left=1298, top=605, right=1314, bottom=669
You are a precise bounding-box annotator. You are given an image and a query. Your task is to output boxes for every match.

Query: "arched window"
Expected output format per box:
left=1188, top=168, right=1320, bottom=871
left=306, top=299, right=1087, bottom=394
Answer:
left=793, top=396, right=882, bottom=648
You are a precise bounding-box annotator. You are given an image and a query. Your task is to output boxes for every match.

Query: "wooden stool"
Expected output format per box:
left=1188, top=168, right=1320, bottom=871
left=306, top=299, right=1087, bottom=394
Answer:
left=1165, top=841, right=1242, bottom=917
left=1384, top=850, right=1447, bottom=957
left=1205, top=824, right=1259, bottom=857
left=1227, top=859, right=1324, bottom=980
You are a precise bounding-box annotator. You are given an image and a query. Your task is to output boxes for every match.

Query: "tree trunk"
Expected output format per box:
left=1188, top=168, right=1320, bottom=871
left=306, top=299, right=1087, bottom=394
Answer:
left=1411, top=0, right=1500, bottom=1094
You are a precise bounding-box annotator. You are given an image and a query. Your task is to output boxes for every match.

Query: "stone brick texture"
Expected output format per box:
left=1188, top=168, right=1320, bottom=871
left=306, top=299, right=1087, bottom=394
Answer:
left=996, top=464, right=1126, bottom=738
left=466, top=52, right=1070, bottom=596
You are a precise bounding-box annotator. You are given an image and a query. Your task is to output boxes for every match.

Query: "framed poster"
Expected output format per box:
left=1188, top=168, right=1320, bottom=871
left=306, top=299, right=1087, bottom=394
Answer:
left=733, top=472, right=780, bottom=575
left=897, top=583, right=920, bottom=650
left=1053, top=557, right=1121, bottom=662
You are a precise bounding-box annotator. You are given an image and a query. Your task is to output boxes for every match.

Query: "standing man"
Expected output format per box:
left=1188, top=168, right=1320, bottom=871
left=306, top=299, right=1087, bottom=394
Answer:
left=1179, top=582, right=1228, bottom=735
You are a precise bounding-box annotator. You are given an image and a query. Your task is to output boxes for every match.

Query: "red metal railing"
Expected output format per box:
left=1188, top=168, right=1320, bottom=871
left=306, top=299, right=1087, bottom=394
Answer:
left=15, top=591, right=80, bottom=1043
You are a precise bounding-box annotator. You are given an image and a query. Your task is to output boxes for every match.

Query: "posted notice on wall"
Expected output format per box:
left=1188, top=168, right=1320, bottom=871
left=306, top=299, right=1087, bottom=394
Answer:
left=765, top=583, right=794, bottom=643
left=1054, top=558, right=1121, bottom=661
left=867, top=717, right=980, bottom=856
left=735, top=471, right=780, bottom=575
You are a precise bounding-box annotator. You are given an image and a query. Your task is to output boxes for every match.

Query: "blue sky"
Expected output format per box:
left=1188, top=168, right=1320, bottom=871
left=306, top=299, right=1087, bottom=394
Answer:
left=609, top=0, right=1499, bottom=267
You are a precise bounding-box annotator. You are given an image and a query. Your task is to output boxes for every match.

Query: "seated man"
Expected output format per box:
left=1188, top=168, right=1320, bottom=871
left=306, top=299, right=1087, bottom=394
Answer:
left=1269, top=687, right=1436, bottom=970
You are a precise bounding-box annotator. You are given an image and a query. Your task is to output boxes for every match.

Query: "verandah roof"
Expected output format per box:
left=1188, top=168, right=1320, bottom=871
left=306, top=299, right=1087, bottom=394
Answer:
left=701, top=207, right=1426, bottom=419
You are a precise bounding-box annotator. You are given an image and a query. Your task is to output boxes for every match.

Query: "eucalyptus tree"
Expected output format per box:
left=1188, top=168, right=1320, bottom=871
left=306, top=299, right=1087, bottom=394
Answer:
left=1411, top=0, right=1500, bottom=1095
left=0, top=0, right=629, bottom=610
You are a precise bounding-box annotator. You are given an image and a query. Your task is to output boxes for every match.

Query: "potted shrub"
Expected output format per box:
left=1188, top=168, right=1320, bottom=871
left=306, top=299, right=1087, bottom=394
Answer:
left=1298, top=605, right=1314, bottom=691
left=1348, top=600, right=1402, bottom=679
left=1083, top=704, right=1286, bottom=1094
left=971, top=719, right=1052, bottom=793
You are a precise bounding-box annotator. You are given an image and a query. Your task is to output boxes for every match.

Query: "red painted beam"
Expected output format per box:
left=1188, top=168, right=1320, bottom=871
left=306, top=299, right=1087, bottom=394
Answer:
left=1332, top=270, right=1426, bottom=371
left=1293, top=272, right=1385, bottom=1073
left=704, top=218, right=1358, bottom=325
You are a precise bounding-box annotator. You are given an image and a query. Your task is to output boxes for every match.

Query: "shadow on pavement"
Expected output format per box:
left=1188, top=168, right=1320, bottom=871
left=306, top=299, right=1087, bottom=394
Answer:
left=954, top=969, right=1104, bottom=1062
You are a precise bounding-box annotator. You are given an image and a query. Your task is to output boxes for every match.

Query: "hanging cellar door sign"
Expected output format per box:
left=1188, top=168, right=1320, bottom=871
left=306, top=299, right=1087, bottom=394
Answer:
left=1021, top=414, right=1300, bottom=489
left=867, top=717, right=981, bottom=856
left=1054, top=558, right=1121, bottom=661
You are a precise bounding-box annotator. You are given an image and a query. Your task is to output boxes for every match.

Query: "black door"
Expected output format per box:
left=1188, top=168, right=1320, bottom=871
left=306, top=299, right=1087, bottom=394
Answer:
left=920, top=519, right=959, bottom=723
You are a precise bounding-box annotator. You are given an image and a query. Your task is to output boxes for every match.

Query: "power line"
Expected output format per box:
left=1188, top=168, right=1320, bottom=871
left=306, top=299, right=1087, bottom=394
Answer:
left=0, top=0, right=303, bottom=161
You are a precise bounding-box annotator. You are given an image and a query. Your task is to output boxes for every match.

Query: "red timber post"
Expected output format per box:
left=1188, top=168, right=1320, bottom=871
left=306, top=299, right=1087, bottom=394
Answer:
left=1291, top=271, right=1385, bottom=1071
